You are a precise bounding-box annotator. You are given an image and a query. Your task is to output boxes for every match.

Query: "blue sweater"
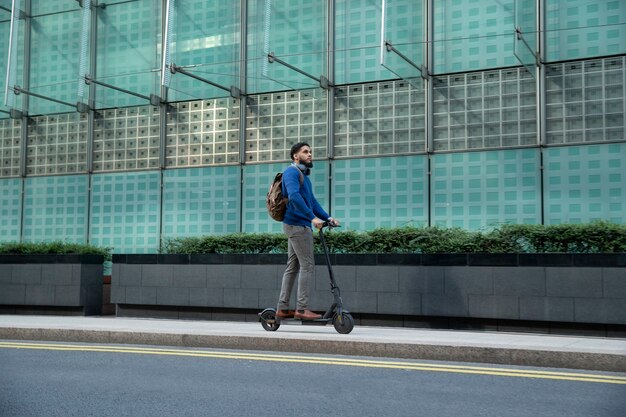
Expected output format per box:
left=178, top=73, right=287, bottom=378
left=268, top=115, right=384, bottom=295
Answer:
left=282, top=165, right=329, bottom=228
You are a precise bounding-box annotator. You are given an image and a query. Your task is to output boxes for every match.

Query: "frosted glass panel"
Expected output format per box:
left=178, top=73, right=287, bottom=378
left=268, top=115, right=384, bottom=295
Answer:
left=166, top=0, right=240, bottom=101
left=247, top=0, right=326, bottom=93
left=0, top=178, right=22, bottom=242
left=332, top=155, right=428, bottom=230
left=544, top=144, right=625, bottom=224
left=434, top=0, right=518, bottom=73
left=22, top=175, right=89, bottom=243
left=90, top=171, right=161, bottom=253
left=94, top=0, right=162, bottom=108
left=546, top=0, right=626, bottom=62
left=431, top=149, right=541, bottom=230
left=162, top=166, right=240, bottom=238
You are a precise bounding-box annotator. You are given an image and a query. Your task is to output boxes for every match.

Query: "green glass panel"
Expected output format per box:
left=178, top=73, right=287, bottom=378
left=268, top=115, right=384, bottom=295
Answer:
left=336, top=0, right=422, bottom=84
left=332, top=155, right=427, bottom=230
left=94, top=0, right=162, bottom=108
left=0, top=18, right=11, bottom=116
left=90, top=171, right=161, bottom=253
left=544, top=144, right=626, bottom=224
left=167, top=1, right=240, bottom=101
left=0, top=178, right=22, bottom=242
left=546, top=0, right=626, bottom=61
left=162, top=166, right=240, bottom=238
left=247, top=0, right=326, bottom=94
left=22, top=175, right=88, bottom=243
left=434, top=0, right=518, bottom=73
left=431, top=149, right=541, bottom=229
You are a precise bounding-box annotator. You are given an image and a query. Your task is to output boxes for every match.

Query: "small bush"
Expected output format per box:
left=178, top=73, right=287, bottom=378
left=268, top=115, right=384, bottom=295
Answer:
left=162, top=221, right=626, bottom=254
left=0, top=241, right=112, bottom=260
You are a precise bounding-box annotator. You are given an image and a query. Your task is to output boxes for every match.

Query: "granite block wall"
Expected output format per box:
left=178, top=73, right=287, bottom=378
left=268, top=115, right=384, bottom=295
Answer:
left=0, top=255, right=104, bottom=315
left=111, top=254, right=626, bottom=325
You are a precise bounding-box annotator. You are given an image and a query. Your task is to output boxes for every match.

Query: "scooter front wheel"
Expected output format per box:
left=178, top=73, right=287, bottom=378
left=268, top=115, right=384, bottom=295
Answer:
left=333, top=312, right=354, bottom=334
left=260, top=309, right=280, bottom=331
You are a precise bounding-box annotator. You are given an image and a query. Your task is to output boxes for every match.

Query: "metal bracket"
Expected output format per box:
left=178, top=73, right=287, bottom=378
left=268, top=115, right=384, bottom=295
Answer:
left=267, top=52, right=333, bottom=90
left=170, top=63, right=244, bottom=99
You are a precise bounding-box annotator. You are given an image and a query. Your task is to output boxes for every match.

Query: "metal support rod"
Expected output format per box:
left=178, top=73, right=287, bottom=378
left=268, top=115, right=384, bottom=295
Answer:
left=11, top=86, right=77, bottom=108
left=0, top=6, right=11, bottom=12
left=514, top=27, right=539, bottom=65
left=84, top=74, right=157, bottom=103
left=169, top=64, right=241, bottom=98
left=384, top=41, right=424, bottom=75
left=267, top=52, right=321, bottom=84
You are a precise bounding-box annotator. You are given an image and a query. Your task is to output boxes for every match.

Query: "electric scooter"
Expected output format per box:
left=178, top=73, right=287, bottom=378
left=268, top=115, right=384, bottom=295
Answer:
left=258, top=221, right=355, bottom=334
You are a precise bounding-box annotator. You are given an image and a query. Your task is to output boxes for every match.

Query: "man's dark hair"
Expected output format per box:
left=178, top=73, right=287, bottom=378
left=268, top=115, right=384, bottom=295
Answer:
left=290, top=142, right=310, bottom=160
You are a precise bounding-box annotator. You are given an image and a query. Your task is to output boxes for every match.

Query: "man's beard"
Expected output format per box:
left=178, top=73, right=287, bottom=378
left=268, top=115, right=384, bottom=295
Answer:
left=303, top=161, right=313, bottom=168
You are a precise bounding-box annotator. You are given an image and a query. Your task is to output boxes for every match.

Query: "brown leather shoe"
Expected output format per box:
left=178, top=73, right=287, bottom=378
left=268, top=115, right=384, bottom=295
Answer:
left=275, top=309, right=295, bottom=319
left=294, top=309, right=322, bottom=320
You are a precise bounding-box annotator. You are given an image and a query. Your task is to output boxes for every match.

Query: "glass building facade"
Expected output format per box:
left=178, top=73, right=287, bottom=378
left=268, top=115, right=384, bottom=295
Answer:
left=0, top=0, right=624, bottom=253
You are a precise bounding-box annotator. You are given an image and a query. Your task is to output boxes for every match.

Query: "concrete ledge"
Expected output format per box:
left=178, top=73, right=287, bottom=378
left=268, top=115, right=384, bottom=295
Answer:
left=112, top=257, right=626, bottom=326
left=1, top=316, right=624, bottom=372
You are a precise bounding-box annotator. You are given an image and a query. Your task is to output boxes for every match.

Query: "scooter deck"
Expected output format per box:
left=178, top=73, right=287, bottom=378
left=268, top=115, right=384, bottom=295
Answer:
left=271, top=317, right=330, bottom=325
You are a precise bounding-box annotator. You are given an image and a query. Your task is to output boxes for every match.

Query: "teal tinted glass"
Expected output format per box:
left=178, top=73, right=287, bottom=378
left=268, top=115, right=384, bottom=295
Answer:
left=546, top=0, right=626, bottom=61
left=380, top=0, right=425, bottom=84
left=247, top=0, right=327, bottom=94
left=0, top=14, right=10, bottom=117
left=90, top=171, right=161, bottom=253
left=544, top=144, right=625, bottom=224
left=162, top=166, right=241, bottom=237
left=433, top=0, right=518, bottom=74
left=2, top=1, right=25, bottom=112
left=28, top=5, right=82, bottom=115
left=0, top=178, right=22, bottom=242
left=167, top=0, right=240, bottom=101
left=22, top=174, right=89, bottom=243
left=94, top=0, right=162, bottom=108
left=336, top=0, right=422, bottom=84
left=431, top=149, right=541, bottom=229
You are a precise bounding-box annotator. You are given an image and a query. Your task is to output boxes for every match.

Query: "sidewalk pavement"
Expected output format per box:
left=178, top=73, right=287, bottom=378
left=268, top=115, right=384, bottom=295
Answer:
left=1, top=315, right=625, bottom=372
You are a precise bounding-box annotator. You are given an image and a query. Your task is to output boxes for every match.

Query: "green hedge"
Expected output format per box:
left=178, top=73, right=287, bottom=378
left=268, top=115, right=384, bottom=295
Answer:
left=0, top=241, right=112, bottom=260
left=163, top=221, right=626, bottom=254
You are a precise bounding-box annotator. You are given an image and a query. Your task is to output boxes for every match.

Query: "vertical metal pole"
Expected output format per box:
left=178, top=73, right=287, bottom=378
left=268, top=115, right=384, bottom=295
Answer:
left=380, top=0, right=386, bottom=66
left=326, top=0, right=335, bottom=215
left=537, top=0, right=546, bottom=225
left=4, top=0, right=19, bottom=107
left=238, top=0, right=248, bottom=233
left=425, top=0, right=433, bottom=227
left=17, top=0, right=31, bottom=243
left=326, top=0, right=335, bottom=159
left=158, top=0, right=172, bottom=251
left=85, top=0, right=98, bottom=244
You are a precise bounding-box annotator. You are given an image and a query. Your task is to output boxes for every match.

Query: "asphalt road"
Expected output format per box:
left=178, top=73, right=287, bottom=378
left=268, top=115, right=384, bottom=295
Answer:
left=0, top=341, right=624, bottom=417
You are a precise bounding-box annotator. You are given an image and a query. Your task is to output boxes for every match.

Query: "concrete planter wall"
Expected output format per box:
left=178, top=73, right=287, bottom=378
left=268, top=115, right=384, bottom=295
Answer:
left=0, top=254, right=105, bottom=315
left=111, top=253, right=626, bottom=328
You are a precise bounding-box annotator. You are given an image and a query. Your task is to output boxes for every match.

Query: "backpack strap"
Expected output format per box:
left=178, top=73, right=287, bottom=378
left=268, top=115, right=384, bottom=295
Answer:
left=288, top=165, right=304, bottom=185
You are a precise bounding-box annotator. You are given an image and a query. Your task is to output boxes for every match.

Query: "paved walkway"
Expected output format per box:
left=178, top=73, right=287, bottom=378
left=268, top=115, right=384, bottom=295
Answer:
left=0, top=315, right=625, bottom=372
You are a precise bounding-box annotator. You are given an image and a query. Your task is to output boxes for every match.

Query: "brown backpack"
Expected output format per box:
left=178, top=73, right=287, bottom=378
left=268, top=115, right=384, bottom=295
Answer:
left=266, top=166, right=303, bottom=221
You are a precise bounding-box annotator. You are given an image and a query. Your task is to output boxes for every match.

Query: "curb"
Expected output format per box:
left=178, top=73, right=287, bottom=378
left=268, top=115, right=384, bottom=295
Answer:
left=1, top=327, right=624, bottom=372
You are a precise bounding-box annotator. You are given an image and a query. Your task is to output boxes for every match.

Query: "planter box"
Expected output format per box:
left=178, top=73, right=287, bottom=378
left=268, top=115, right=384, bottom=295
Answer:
left=0, top=254, right=105, bottom=316
left=111, top=253, right=626, bottom=327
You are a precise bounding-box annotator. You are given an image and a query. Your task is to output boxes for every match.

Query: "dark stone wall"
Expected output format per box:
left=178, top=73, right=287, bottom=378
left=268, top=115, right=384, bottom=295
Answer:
left=111, top=254, right=626, bottom=325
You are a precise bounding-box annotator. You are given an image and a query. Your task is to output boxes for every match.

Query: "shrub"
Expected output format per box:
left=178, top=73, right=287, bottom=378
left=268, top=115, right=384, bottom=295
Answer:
left=161, top=221, right=626, bottom=254
left=0, top=241, right=112, bottom=260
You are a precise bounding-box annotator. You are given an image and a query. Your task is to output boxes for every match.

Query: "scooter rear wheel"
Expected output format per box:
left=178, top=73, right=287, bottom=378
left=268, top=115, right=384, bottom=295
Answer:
left=260, top=310, right=280, bottom=331
left=333, top=312, right=354, bottom=334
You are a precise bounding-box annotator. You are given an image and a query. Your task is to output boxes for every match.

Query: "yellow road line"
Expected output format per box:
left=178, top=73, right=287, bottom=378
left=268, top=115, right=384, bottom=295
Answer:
left=1, top=341, right=624, bottom=385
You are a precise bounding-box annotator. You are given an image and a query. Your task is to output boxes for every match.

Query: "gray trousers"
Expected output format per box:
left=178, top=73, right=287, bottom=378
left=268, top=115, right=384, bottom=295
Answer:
left=277, top=224, right=314, bottom=311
